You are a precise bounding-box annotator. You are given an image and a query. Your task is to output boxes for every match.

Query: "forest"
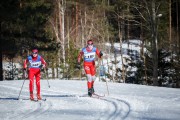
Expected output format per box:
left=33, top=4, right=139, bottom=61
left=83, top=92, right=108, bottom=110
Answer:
left=0, top=0, right=179, bottom=88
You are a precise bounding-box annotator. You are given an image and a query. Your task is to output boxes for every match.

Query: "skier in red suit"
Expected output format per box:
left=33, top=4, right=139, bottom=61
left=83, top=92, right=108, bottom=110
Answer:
left=23, top=49, right=46, bottom=100
left=77, top=39, right=103, bottom=96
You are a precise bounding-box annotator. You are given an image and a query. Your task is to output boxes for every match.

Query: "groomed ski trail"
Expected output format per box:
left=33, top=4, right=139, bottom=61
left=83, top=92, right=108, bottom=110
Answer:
left=0, top=80, right=130, bottom=120
left=0, top=80, right=180, bottom=120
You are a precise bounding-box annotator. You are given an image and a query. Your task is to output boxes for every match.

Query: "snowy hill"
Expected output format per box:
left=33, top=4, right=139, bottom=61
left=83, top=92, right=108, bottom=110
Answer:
left=97, top=39, right=145, bottom=83
left=0, top=80, right=180, bottom=120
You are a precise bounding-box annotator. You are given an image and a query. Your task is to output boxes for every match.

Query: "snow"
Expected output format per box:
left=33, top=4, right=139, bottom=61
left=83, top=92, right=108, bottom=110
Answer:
left=0, top=79, right=180, bottom=120
left=99, top=40, right=145, bottom=82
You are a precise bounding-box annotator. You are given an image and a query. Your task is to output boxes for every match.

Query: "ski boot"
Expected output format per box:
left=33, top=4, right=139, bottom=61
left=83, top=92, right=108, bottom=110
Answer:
left=37, top=94, right=42, bottom=100
left=88, top=88, right=92, bottom=97
left=30, top=92, right=34, bottom=101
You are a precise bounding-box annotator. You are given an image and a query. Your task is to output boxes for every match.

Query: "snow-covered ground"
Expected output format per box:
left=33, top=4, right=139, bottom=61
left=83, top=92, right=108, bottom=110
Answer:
left=0, top=79, right=180, bottom=120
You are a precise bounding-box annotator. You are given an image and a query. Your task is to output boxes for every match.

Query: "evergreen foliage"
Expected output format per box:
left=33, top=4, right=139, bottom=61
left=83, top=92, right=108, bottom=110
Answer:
left=0, top=0, right=179, bottom=88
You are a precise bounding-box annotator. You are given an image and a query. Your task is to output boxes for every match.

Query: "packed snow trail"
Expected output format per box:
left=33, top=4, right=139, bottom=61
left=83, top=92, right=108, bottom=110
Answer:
left=0, top=80, right=180, bottom=120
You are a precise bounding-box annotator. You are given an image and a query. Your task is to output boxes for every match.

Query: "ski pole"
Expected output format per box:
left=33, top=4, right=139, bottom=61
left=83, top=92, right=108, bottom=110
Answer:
left=67, top=69, right=78, bottom=77
left=41, top=66, right=50, bottom=88
left=65, top=62, right=83, bottom=80
left=46, top=79, right=50, bottom=88
left=17, top=79, right=25, bottom=100
left=101, top=57, right=109, bottom=95
left=45, top=68, right=50, bottom=88
left=17, top=69, right=27, bottom=100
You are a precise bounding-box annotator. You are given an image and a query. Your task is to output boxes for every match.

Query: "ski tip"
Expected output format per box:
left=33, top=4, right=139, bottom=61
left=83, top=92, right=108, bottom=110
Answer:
left=30, top=99, right=38, bottom=102
left=92, top=93, right=105, bottom=98
left=38, top=98, right=47, bottom=101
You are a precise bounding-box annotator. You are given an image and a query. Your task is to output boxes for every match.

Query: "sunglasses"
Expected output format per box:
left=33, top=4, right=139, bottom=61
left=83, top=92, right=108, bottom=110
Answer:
left=33, top=52, right=38, bottom=54
left=88, top=44, right=93, bottom=46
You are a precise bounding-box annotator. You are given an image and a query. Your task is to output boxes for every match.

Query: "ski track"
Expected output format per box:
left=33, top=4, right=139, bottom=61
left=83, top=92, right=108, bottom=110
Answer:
left=19, top=101, right=53, bottom=120
left=101, top=98, right=130, bottom=120
left=6, top=100, right=53, bottom=120
left=0, top=82, right=131, bottom=120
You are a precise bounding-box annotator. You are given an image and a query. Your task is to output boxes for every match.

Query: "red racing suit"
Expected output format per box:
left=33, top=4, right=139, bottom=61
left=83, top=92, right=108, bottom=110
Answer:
left=78, top=46, right=102, bottom=89
left=23, top=55, right=46, bottom=95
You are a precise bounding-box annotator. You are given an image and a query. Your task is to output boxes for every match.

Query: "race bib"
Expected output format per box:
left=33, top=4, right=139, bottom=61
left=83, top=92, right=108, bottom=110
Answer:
left=84, top=52, right=95, bottom=60
left=30, top=61, right=41, bottom=67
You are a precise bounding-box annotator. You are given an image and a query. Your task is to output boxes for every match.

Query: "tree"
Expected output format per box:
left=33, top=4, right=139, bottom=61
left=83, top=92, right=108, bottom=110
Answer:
left=0, top=0, right=53, bottom=80
left=0, top=0, right=20, bottom=80
left=131, top=0, right=168, bottom=86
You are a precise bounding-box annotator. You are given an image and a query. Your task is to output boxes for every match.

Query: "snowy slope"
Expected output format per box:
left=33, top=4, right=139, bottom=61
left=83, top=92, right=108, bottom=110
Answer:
left=0, top=80, right=180, bottom=120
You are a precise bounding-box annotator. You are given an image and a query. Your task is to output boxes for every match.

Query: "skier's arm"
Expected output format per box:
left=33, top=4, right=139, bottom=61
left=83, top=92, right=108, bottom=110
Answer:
left=40, top=57, right=47, bottom=68
left=96, top=48, right=103, bottom=58
left=76, top=51, right=84, bottom=69
left=77, top=51, right=84, bottom=63
left=23, top=59, right=28, bottom=69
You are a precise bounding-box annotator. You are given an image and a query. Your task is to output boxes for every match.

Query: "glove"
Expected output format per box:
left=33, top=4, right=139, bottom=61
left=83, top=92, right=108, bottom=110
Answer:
left=100, top=51, right=103, bottom=57
left=23, top=68, right=27, bottom=72
left=76, top=63, right=81, bottom=70
left=40, top=64, right=45, bottom=71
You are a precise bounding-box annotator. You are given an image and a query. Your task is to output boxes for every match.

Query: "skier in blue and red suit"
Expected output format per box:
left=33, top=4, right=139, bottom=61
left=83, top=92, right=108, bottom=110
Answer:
left=23, top=49, right=46, bottom=100
left=77, top=39, right=103, bottom=97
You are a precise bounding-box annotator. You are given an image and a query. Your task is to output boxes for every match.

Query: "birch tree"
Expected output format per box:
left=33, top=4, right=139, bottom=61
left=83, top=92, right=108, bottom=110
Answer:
left=49, top=0, right=66, bottom=77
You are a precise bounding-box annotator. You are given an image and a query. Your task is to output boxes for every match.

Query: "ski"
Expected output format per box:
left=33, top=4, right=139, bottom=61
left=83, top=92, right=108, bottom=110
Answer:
left=40, top=98, right=47, bottom=101
left=79, top=93, right=105, bottom=98
left=30, top=98, right=46, bottom=102
left=35, top=98, right=46, bottom=102
left=19, top=98, right=46, bottom=102
left=30, top=99, right=38, bottom=102
left=90, top=93, right=105, bottom=99
left=92, top=93, right=105, bottom=97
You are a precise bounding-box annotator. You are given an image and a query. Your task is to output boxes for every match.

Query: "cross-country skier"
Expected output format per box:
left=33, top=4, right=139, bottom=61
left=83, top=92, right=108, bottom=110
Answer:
left=77, top=39, right=103, bottom=97
left=23, top=49, right=46, bottom=100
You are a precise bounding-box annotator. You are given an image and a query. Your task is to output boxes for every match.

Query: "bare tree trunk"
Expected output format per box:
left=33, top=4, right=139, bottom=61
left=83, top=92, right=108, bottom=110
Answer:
left=84, top=8, right=87, bottom=46
left=57, top=0, right=66, bottom=73
left=56, top=56, right=59, bottom=79
left=67, top=16, right=70, bottom=49
left=176, top=0, right=180, bottom=87
left=61, top=0, right=65, bottom=67
left=0, top=21, right=3, bottom=80
left=152, top=0, right=159, bottom=86
left=127, top=1, right=130, bottom=40
left=140, top=21, right=148, bottom=84
left=80, top=10, right=84, bottom=47
left=176, top=0, right=179, bottom=57
left=118, top=21, right=125, bottom=83
left=169, top=0, right=172, bottom=50
left=75, top=0, right=79, bottom=42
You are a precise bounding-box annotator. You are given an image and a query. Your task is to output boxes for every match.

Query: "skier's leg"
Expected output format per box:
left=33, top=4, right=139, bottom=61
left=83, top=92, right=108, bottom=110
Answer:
left=84, top=65, right=93, bottom=96
left=91, top=76, right=96, bottom=93
left=29, top=69, right=34, bottom=100
left=35, top=69, right=41, bottom=100
left=87, top=76, right=93, bottom=96
left=91, top=65, right=96, bottom=93
left=84, top=65, right=92, bottom=88
left=87, top=74, right=92, bottom=89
